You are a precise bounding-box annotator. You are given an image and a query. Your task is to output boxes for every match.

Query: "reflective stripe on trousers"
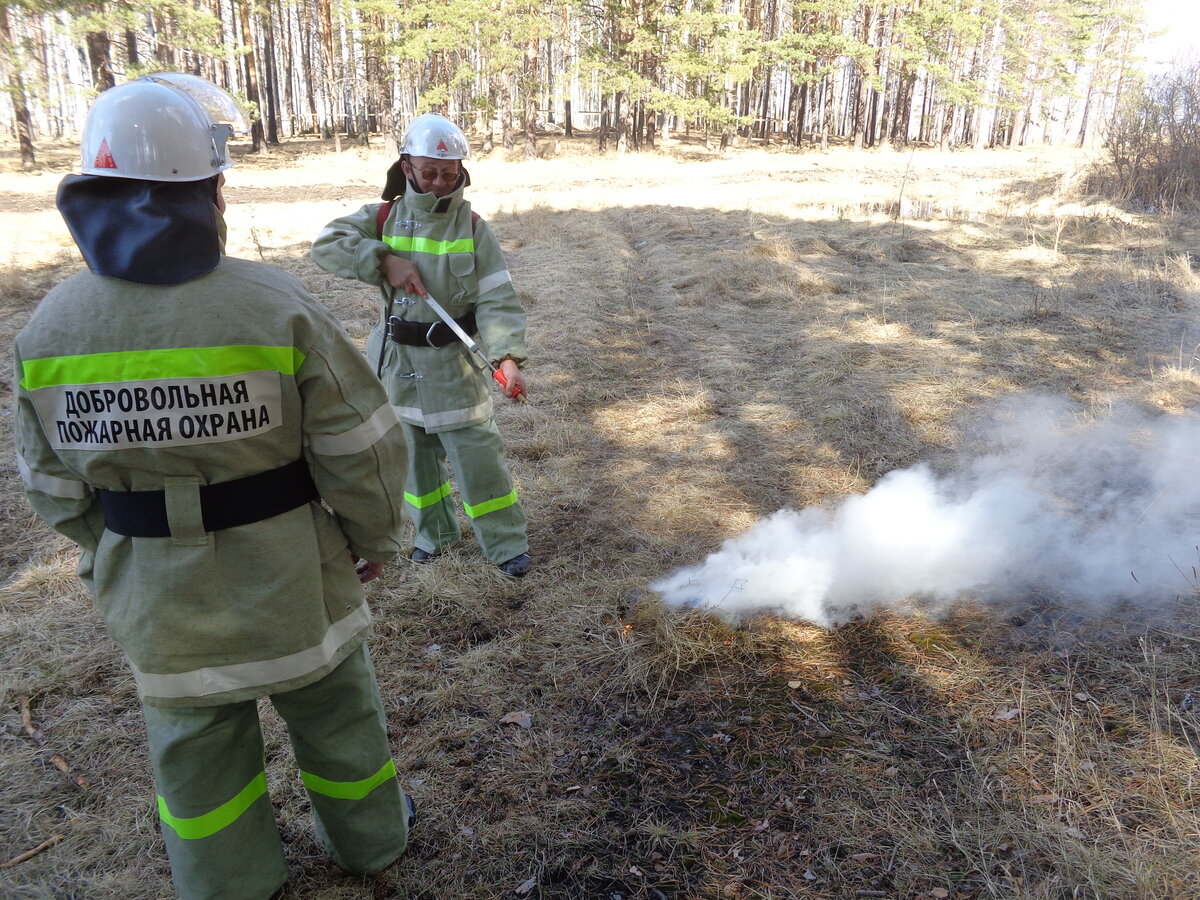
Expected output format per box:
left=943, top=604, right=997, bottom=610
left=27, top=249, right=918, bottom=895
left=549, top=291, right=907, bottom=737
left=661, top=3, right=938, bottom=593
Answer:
left=157, top=772, right=269, bottom=841
left=400, top=417, right=528, bottom=564
left=144, top=644, right=411, bottom=900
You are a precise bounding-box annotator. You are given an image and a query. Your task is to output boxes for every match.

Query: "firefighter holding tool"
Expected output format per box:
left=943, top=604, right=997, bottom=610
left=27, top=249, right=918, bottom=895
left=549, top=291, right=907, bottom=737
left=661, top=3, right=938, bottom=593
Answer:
left=312, top=113, right=532, bottom=578
left=13, top=74, right=415, bottom=899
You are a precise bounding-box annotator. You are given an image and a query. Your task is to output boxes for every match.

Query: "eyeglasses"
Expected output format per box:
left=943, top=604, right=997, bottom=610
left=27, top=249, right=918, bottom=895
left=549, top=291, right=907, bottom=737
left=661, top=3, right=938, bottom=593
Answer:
left=412, top=166, right=460, bottom=185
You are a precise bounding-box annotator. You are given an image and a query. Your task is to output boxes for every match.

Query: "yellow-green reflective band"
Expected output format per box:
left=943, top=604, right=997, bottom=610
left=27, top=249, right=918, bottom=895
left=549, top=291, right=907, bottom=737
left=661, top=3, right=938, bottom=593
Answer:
left=382, top=235, right=475, bottom=255
left=404, top=481, right=452, bottom=508
left=301, top=759, right=397, bottom=800
left=158, top=772, right=268, bottom=840
left=21, top=345, right=306, bottom=390
left=464, top=488, right=518, bottom=519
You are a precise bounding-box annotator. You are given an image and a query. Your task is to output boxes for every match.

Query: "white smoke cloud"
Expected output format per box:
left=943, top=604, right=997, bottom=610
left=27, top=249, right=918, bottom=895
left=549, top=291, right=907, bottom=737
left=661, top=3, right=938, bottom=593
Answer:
left=651, top=396, right=1200, bottom=625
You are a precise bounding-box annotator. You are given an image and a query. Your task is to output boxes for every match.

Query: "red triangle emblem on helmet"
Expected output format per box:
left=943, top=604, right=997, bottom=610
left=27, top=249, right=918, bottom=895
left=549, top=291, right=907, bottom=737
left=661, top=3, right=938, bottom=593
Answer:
left=437, top=139, right=448, bottom=152
left=93, top=138, right=117, bottom=169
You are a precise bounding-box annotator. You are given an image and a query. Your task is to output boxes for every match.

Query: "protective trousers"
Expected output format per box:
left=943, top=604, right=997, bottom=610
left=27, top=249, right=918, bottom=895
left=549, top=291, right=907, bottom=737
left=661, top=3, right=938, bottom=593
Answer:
left=143, top=644, right=410, bottom=900
left=401, top=418, right=528, bottom=564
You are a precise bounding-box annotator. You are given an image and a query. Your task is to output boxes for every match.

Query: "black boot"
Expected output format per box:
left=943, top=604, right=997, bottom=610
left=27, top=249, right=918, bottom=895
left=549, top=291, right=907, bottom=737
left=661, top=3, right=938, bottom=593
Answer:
left=498, top=553, right=531, bottom=577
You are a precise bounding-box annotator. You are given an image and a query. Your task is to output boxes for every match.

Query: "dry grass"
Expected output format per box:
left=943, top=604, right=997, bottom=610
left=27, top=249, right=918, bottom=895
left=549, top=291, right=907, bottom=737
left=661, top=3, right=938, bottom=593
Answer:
left=3, top=136, right=1200, bottom=899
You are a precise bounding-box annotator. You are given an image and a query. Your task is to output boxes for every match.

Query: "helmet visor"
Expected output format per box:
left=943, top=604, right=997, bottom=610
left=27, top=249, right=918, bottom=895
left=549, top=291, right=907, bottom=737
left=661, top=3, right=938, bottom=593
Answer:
left=143, top=73, right=250, bottom=132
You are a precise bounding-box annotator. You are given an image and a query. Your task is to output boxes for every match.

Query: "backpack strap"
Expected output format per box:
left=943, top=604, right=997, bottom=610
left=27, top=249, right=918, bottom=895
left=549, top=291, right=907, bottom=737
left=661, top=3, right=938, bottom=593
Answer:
left=375, top=201, right=480, bottom=239
left=376, top=201, right=392, bottom=240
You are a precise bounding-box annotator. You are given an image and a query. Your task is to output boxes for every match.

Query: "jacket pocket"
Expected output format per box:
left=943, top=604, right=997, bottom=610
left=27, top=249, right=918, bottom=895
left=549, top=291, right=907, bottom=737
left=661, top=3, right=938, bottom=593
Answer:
left=365, top=324, right=387, bottom=375
left=448, top=252, right=477, bottom=303
left=313, top=505, right=350, bottom=562
left=312, top=506, right=362, bottom=623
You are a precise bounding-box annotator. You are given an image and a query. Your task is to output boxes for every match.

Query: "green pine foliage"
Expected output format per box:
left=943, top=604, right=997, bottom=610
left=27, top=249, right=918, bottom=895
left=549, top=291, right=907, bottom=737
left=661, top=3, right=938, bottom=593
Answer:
left=0, top=1, right=1165, bottom=157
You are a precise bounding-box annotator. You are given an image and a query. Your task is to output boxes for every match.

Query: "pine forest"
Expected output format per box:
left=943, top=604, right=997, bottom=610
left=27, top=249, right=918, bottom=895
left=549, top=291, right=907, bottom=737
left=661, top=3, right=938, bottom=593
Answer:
left=1, top=0, right=1157, bottom=168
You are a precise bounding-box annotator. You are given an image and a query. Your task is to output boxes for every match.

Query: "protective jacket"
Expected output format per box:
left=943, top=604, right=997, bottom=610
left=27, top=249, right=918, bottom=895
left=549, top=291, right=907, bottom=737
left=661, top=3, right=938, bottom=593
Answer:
left=311, top=183, right=527, bottom=433
left=14, top=256, right=409, bottom=708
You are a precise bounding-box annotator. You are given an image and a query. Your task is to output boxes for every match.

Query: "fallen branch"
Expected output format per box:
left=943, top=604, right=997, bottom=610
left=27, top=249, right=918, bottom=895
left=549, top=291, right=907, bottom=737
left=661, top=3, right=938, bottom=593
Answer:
left=790, top=698, right=831, bottom=733
left=18, top=695, right=88, bottom=790
left=0, top=833, right=65, bottom=869
left=49, top=754, right=88, bottom=790
left=19, top=694, right=45, bottom=743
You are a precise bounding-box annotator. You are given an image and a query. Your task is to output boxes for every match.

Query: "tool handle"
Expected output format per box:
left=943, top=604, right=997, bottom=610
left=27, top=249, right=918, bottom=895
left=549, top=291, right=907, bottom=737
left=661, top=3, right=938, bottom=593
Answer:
left=492, top=368, right=526, bottom=404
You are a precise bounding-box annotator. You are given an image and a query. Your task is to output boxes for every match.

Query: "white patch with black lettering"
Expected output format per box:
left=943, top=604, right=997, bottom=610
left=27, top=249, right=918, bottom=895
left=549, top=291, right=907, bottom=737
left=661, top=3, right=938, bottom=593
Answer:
left=34, top=370, right=284, bottom=450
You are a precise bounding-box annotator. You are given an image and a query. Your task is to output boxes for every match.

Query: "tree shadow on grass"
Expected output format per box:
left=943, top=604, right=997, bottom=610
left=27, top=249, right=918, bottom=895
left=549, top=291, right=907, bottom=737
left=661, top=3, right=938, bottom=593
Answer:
left=291, top=203, right=1199, bottom=896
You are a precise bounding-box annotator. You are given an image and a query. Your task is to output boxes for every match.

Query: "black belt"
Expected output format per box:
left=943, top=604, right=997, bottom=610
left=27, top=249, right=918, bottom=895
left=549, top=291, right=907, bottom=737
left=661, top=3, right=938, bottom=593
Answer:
left=387, top=311, right=476, bottom=348
left=98, top=459, right=318, bottom=538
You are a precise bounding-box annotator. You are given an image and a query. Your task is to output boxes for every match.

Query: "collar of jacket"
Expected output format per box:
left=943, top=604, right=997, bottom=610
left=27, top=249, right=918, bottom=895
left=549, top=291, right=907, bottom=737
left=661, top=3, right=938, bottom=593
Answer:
left=401, top=181, right=467, bottom=217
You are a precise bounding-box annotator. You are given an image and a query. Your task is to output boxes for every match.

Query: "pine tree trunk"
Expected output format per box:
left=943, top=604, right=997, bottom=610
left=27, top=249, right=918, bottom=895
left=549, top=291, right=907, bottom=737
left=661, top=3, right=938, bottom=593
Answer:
left=32, top=13, right=63, bottom=139
left=277, top=2, right=292, bottom=133
left=758, top=67, right=772, bottom=141
left=545, top=36, right=555, bottom=125
left=616, top=89, right=628, bottom=154
left=523, top=36, right=538, bottom=159
left=86, top=29, right=114, bottom=91
left=262, top=7, right=280, bottom=145
left=153, top=12, right=171, bottom=68
left=238, top=0, right=265, bottom=152
left=1009, top=104, right=1026, bottom=147
left=852, top=70, right=868, bottom=149
left=894, top=68, right=915, bottom=145
left=210, top=0, right=229, bottom=88
left=364, top=12, right=385, bottom=140
left=321, top=0, right=340, bottom=149
left=277, top=3, right=296, bottom=136
left=599, top=93, right=609, bottom=152
left=759, top=0, right=776, bottom=140
left=1076, top=86, right=1093, bottom=149
left=0, top=7, right=36, bottom=168
left=482, top=82, right=495, bottom=153
left=502, top=72, right=514, bottom=150
left=792, top=79, right=806, bottom=147
left=866, top=89, right=878, bottom=146
left=820, top=73, right=833, bottom=150
left=938, top=103, right=951, bottom=149
left=300, top=1, right=319, bottom=134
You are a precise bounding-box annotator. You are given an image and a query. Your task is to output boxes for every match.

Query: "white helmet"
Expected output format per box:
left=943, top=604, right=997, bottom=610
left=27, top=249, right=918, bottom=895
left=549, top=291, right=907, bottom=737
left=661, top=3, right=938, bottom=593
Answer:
left=400, top=113, right=470, bottom=159
left=81, top=73, right=248, bottom=182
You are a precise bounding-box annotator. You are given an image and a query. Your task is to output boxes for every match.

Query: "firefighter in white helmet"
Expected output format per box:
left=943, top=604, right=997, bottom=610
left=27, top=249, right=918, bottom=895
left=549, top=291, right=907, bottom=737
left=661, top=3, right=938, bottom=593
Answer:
left=312, top=112, right=532, bottom=577
left=14, top=74, right=414, bottom=900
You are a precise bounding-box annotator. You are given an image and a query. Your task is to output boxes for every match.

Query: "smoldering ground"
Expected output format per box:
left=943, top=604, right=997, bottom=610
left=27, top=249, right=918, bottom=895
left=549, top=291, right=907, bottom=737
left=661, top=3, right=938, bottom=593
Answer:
left=653, top=395, right=1200, bottom=624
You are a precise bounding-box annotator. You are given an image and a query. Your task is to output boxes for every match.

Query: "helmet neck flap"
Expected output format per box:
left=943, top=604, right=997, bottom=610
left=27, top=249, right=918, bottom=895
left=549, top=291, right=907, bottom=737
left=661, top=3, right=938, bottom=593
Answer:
left=57, top=175, right=222, bottom=285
